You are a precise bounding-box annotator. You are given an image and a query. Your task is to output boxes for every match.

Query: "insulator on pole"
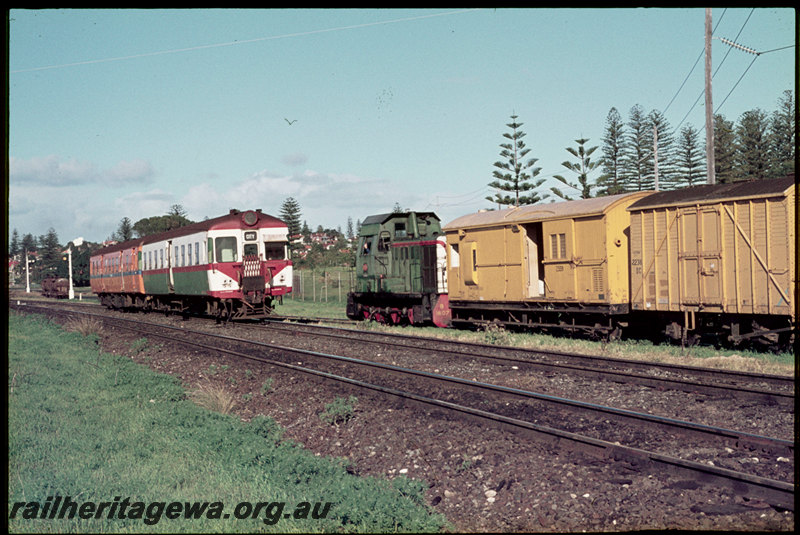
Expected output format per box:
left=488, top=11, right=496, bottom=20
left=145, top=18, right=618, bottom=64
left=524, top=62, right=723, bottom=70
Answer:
left=718, top=37, right=760, bottom=55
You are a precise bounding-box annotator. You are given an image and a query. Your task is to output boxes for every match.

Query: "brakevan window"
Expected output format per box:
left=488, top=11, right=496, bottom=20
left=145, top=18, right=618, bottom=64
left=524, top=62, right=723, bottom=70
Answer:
left=215, top=237, right=238, bottom=262
left=550, top=233, right=567, bottom=259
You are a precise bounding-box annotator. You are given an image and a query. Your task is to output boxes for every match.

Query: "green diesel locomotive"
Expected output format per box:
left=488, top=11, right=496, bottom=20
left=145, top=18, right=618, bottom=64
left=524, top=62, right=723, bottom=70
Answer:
left=346, top=211, right=450, bottom=326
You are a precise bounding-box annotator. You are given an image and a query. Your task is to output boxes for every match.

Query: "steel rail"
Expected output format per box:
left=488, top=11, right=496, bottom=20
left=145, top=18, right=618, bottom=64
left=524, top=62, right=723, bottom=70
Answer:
left=16, top=304, right=794, bottom=456
left=262, top=319, right=795, bottom=406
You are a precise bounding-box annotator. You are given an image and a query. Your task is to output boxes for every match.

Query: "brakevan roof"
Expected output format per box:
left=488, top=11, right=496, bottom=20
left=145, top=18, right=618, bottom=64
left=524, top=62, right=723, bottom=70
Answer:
left=443, top=191, right=651, bottom=231
left=94, top=209, right=285, bottom=255
left=627, top=175, right=795, bottom=211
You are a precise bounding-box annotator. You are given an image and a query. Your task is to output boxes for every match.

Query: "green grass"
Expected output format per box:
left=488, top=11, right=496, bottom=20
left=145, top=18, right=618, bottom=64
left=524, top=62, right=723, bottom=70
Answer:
left=276, top=298, right=349, bottom=320
left=7, top=311, right=448, bottom=533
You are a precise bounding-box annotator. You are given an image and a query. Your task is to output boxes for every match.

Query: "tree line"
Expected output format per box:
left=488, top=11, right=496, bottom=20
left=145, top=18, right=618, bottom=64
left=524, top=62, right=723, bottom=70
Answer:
left=488, top=89, right=795, bottom=205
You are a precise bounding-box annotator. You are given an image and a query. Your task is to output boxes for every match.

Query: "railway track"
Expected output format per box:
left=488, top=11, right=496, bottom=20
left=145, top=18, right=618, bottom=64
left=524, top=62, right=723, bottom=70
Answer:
left=262, top=319, right=795, bottom=408
left=14, top=304, right=794, bottom=510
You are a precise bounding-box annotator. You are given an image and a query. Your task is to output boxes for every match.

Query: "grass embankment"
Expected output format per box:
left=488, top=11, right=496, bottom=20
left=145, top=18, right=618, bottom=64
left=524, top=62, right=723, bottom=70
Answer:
left=7, top=311, right=448, bottom=533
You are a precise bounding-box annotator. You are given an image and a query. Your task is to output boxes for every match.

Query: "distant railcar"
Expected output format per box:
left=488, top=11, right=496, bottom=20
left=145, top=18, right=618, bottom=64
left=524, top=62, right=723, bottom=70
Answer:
left=346, top=211, right=450, bottom=327
left=90, top=209, right=292, bottom=320
left=41, top=276, right=70, bottom=299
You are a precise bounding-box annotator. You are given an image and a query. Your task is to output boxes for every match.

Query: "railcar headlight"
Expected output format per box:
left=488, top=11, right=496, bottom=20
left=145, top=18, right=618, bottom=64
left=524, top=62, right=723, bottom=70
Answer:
left=242, top=211, right=259, bottom=226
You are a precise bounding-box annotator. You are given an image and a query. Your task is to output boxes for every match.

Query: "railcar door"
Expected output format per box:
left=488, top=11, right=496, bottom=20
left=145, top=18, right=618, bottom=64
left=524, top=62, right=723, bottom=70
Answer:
left=167, top=241, right=175, bottom=293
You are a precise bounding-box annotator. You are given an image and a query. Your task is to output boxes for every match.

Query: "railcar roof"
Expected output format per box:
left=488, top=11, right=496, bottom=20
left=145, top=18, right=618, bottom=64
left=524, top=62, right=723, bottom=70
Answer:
left=93, top=209, right=284, bottom=255
left=443, top=191, right=650, bottom=231
left=628, top=176, right=795, bottom=210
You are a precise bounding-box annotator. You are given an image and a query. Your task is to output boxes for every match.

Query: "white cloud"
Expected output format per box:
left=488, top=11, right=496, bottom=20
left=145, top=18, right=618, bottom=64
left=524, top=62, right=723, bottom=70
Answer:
left=176, top=167, right=425, bottom=230
left=9, top=155, right=154, bottom=187
left=281, top=153, right=308, bottom=167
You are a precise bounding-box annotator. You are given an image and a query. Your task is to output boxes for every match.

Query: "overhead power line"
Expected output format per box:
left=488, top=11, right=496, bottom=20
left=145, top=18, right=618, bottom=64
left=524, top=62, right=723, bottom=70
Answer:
left=11, top=9, right=480, bottom=74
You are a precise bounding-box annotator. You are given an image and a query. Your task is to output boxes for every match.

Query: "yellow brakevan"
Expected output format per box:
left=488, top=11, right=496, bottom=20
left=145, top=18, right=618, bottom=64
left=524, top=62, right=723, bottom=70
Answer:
left=443, top=191, right=651, bottom=337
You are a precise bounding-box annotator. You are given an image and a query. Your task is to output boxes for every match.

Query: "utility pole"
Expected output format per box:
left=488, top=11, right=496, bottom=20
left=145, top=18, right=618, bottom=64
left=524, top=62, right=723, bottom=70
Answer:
left=25, top=250, right=31, bottom=293
left=705, top=8, right=716, bottom=185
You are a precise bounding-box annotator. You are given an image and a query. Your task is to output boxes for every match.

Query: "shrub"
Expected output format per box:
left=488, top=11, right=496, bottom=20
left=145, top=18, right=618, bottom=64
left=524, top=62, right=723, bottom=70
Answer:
left=188, top=382, right=236, bottom=414
left=64, top=315, right=103, bottom=337
left=320, top=395, right=358, bottom=426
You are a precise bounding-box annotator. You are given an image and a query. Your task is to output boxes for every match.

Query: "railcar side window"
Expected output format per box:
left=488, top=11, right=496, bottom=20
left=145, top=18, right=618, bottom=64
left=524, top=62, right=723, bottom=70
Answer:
left=195, top=242, right=200, bottom=264
left=264, top=243, right=285, bottom=260
left=215, top=237, right=238, bottom=262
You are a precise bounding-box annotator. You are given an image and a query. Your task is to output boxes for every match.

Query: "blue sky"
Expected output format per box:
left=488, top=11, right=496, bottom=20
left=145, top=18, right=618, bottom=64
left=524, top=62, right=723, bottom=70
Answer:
left=8, top=8, right=796, bottom=244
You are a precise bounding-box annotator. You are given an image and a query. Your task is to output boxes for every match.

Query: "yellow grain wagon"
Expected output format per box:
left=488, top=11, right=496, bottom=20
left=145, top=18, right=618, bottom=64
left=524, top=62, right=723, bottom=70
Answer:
left=443, top=191, right=650, bottom=337
left=627, top=176, right=795, bottom=346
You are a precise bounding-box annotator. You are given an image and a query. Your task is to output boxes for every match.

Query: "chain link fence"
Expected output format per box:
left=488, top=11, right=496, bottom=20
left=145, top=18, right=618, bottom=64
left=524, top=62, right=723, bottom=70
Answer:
left=290, top=268, right=355, bottom=303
